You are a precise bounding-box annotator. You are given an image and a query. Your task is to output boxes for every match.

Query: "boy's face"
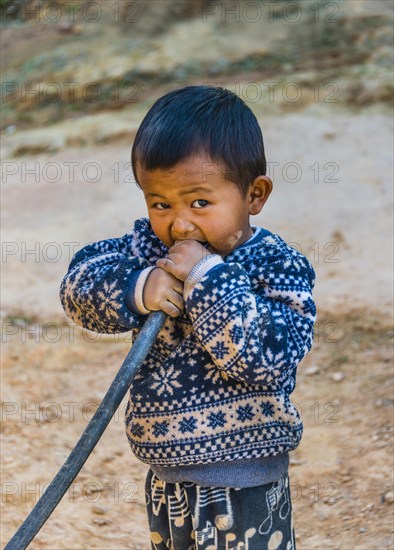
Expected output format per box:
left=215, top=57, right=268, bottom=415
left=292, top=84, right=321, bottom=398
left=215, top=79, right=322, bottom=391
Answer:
left=137, top=154, right=272, bottom=256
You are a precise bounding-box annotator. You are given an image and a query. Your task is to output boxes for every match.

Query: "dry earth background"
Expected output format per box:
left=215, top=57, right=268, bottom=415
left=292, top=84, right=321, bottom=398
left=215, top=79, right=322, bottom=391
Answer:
left=1, top=0, right=393, bottom=548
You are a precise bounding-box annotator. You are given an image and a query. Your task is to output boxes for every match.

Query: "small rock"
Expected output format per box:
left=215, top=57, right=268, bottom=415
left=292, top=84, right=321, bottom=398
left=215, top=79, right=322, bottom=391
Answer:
left=340, top=475, right=353, bottom=483
left=330, top=372, right=344, bottom=382
left=92, top=505, right=107, bottom=515
left=331, top=230, right=345, bottom=244
left=93, top=518, right=110, bottom=526
left=323, top=496, right=338, bottom=505
left=383, top=491, right=394, bottom=504
left=374, top=399, right=394, bottom=407
left=359, top=528, right=366, bottom=533
left=289, top=457, right=304, bottom=465
left=6, top=6, right=17, bottom=15
left=85, top=485, right=101, bottom=495
left=56, top=22, right=75, bottom=34
left=312, top=502, right=331, bottom=520
left=361, top=503, right=374, bottom=511
left=305, top=366, right=319, bottom=375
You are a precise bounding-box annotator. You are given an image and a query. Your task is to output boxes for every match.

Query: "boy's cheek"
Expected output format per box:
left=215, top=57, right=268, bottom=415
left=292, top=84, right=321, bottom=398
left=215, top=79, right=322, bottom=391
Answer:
left=149, top=222, right=171, bottom=248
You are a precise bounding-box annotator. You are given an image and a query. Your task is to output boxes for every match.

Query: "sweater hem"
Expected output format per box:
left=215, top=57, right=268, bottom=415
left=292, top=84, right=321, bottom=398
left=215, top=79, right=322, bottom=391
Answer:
left=150, top=452, right=289, bottom=488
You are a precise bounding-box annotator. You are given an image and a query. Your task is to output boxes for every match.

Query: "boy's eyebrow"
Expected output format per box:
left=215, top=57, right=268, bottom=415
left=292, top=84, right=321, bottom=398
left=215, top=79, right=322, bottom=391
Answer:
left=146, top=187, right=214, bottom=199
left=179, top=186, right=214, bottom=196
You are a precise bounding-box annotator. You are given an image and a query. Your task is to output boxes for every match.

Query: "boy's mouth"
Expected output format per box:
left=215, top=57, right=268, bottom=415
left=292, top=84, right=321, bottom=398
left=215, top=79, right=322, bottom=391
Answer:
left=173, top=238, right=208, bottom=245
left=198, top=240, right=212, bottom=249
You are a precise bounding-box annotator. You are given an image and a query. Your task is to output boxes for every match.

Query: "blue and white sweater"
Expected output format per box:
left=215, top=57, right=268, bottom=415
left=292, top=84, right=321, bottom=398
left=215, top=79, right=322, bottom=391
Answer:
left=60, top=218, right=316, bottom=485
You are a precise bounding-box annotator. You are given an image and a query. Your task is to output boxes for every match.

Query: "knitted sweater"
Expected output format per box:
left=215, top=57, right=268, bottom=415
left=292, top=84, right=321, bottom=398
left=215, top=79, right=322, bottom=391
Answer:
left=60, top=217, right=316, bottom=472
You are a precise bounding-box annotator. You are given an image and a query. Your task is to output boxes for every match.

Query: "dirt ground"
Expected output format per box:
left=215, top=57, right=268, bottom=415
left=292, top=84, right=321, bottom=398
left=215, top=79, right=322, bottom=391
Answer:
left=1, top=1, right=394, bottom=548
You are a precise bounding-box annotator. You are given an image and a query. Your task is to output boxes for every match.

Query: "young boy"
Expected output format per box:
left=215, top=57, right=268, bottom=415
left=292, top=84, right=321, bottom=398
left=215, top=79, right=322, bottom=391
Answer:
left=60, top=86, right=316, bottom=549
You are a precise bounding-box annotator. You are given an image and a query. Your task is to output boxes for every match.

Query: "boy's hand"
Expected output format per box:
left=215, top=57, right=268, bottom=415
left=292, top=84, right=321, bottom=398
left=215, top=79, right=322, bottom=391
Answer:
left=143, top=267, right=184, bottom=318
left=156, top=240, right=210, bottom=282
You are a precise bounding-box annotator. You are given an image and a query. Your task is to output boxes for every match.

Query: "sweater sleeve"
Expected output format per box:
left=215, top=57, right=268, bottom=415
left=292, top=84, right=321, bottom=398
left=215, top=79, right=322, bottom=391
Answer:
left=185, top=246, right=316, bottom=389
left=59, top=219, right=164, bottom=333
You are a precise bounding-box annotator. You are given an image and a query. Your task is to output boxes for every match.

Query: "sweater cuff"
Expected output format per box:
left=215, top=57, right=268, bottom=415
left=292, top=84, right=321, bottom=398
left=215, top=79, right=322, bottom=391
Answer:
left=184, top=254, right=224, bottom=300
left=125, top=266, right=156, bottom=315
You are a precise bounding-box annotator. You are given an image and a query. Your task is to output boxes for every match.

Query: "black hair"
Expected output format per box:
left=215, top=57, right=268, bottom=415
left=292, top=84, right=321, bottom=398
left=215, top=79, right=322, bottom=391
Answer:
left=131, top=85, right=266, bottom=195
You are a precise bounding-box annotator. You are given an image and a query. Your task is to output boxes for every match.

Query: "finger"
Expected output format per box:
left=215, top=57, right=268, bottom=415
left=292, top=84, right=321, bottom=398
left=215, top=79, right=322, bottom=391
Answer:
left=173, top=283, right=184, bottom=296
left=168, top=290, right=184, bottom=311
left=172, top=278, right=184, bottom=294
left=157, top=258, right=185, bottom=281
left=173, top=239, right=202, bottom=250
left=170, top=241, right=192, bottom=256
left=156, top=258, right=176, bottom=275
left=172, top=240, right=190, bottom=249
left=159, top=299, right=181, bottom=318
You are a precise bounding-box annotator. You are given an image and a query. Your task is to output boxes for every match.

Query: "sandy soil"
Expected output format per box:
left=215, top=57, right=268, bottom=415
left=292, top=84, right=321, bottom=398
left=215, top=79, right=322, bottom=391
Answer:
left=1, top=104, right=393, bottom=549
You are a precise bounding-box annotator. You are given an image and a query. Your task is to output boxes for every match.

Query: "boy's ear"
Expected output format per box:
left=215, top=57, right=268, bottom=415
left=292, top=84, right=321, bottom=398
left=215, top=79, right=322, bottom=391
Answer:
left=248, top=175, right=273, bottom=215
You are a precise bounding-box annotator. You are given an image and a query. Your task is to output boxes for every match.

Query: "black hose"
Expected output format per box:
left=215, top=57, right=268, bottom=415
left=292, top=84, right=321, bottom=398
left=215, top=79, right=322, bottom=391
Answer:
left=4, top=310, right=167, bottom=550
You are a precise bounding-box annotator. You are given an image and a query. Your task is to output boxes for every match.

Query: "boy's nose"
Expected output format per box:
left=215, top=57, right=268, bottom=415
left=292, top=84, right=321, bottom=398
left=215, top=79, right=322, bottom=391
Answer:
left=171, top=216, right=196, bottom=239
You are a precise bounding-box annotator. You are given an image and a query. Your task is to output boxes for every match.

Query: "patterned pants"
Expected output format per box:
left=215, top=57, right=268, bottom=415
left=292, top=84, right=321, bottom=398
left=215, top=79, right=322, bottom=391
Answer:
left=145, top=469, right=296, bottom=550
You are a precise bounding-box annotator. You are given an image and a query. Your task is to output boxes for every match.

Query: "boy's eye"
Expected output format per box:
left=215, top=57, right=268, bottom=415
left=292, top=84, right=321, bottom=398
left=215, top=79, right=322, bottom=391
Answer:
left=153, top=202, right=170, bottom=210
left=192, top=199, right=209, bottom=208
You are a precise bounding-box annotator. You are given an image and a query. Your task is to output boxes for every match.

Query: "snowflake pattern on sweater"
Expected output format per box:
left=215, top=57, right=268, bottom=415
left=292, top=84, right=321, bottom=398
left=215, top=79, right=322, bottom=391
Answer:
left=60, top=218, right=316, bottom=466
